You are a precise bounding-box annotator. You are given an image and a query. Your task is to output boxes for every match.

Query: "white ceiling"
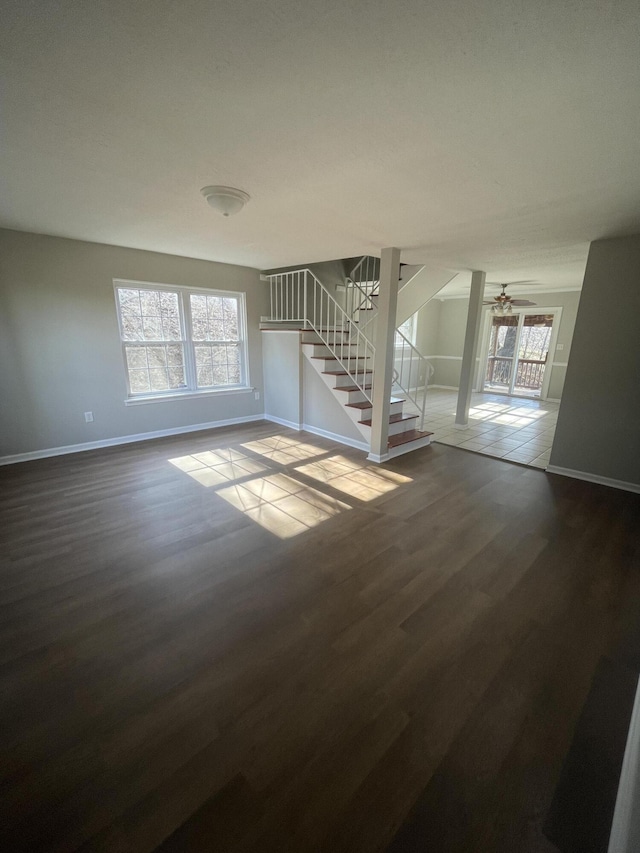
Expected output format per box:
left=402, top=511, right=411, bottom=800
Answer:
left=2, top=0, right=640, bottom=288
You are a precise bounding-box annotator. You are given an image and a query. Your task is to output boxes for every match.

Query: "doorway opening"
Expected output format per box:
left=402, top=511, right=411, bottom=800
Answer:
left=482, top=310, right=559, bottom=399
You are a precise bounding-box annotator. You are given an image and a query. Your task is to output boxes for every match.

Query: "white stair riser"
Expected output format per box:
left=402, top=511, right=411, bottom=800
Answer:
left=357, top=400, right=404, bottom=420
left=306, top=344, right=362, bottom=358
left=385, top=434, right=432, bottom=460
left=388, top=418, right=418, bottom=436
left=356, top=418, right=418, bottom=437
left=343, top=389, right=371, bottom=404
left=332, top=373, right=372, bottom=389
left=301, top=332, right=351, bottom=344
left=319, top=360, right=372, bottom=374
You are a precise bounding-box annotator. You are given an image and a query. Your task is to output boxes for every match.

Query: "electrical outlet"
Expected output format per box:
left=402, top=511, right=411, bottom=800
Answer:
left=254, top=391, right=260, bottom=401
left=556, top=343, right=564, bottom=351
left=84, top=412, right=94, bottom=423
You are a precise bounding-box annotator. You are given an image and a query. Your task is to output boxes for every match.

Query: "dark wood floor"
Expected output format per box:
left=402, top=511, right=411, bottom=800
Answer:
left=1, top=422, right=639, bottom=853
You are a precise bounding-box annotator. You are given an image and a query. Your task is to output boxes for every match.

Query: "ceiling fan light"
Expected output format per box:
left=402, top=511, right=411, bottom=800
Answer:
left=200, top=186, right=250, bottom=217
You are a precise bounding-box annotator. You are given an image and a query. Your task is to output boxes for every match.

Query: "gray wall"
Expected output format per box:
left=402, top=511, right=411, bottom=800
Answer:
left=414, top=290, right=581, bottom=397
left=262, top=331, right=302, bottom=427
left=0, top=229, right=268, bottom=457
left=415, top=298, right=441, bottom=357
left=550, top=235, right=640, bottom=485
left=261, top=330, right=364, bottom=443
left=263, top=259, right=348, bottom=295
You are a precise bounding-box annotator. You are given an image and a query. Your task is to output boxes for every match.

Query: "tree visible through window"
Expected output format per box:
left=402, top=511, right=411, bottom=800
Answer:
left=115, top=282, right=248, bottom=398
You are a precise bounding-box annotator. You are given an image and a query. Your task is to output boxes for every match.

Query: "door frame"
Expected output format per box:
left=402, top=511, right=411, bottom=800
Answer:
left=476, top=305, right=563, bottom=400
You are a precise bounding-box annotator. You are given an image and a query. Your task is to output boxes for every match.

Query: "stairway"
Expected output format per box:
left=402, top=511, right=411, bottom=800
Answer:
left=262, top=267, right=433, bottom=460
left=300, top=329, right=432, bottom=458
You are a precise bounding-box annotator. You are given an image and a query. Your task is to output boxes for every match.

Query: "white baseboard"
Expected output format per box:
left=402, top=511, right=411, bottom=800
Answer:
left=0, top=414, right=265, bottom=466
left=302, top=423, right=369, bottom=452
left=546, top=465, right=640, bottom=494
left=263, top=414, right=302, bottom=430
left=263, top=415, right=369, bottom=453
left=367, top=452, right=390, bottom=463
left=429, top=384, right=459, bottom=390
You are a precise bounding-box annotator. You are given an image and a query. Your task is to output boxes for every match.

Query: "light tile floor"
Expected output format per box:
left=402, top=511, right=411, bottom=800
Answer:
left=417, top=389, right=558, bottom=469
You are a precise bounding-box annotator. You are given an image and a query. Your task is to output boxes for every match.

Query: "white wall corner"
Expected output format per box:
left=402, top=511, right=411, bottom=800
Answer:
left=263, top=414, right=302, bottom=430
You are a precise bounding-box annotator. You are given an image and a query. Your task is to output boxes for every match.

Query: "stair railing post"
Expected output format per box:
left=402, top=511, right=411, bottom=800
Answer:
left=369, top=247, right=400, bottom=462
left=303, top=270, right=308, bottom=327
left=455, top=270, right=486, bottom=428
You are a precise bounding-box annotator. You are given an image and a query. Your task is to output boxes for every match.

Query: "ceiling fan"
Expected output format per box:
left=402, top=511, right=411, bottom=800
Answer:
left=483, top=283, right=536, bottom=315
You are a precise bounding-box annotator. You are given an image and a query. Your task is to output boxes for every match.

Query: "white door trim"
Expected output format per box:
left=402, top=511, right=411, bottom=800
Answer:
left=477, top=306, right=563, bottom=400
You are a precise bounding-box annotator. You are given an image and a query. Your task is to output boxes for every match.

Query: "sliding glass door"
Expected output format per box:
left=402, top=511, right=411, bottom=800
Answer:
left=483, top=311, right=556, bottom=398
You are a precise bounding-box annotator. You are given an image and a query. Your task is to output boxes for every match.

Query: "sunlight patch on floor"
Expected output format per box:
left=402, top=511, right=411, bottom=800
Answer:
left=241, top=435, right=327, bottom=465
left=168, top=448, right=268, bottom=487
left=217, top=473, right=350, bottom=539
left=467, top=403, right=551, bottom=427
left=296, top=454, right=412, bottom=501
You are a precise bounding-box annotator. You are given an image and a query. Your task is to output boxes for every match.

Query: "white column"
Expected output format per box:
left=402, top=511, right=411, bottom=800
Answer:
left=455, top=270, right=486, bottom=428
left=369, top=247, right=400, bottom=461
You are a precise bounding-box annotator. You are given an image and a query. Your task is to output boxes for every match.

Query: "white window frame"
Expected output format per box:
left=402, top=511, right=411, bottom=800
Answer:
left=114, top=279, right=251, bottom=404
left=396, top=314, right=416, bottom=346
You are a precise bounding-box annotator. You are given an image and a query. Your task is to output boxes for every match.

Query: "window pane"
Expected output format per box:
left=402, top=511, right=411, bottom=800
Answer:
left=208, top=296, right=224, bottom=320
left=129, top=369, right=151, bottom=393
left=125, top=345, right=185, bottom=394
left=191, top=295, right=208, bottom=340
left=167, top=344, right=183, bottom=367
left=125, top=346, right=147, bottom=369
left=213, top=365, right=228, bottom=384
left=167, top=368, right=185, bottom=389
left=197, top=365, right=213, bottom=387
left=194, top=343, right=241, bottom=388
left=118, top=288, right=140, bottom=311
left=146, top=346, right=167, bottom=367
left=223, top=298, right=239, bottom=338
left=195, top=345, right=212, bottom=366
left=117, top=287, right=183, bottom=342
left=148, top=368, right=169, bottom=391
left=159, top=292, right=181, bottom=340
left=190, top=294, right=240, bottom=342
left=142, top=316, right=163, bottom=340
left=211, top=345, right=227, bottom=364
left=120, top=314, right=143, bottom=341
left=140, top=290, right=161, bottom=315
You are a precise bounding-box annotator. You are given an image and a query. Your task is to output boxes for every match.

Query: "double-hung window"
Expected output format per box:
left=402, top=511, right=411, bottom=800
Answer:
left=114, top=280, right=249, bottom=401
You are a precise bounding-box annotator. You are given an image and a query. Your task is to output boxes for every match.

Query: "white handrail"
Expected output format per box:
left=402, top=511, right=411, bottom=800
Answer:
left=347, top=256, right=380, bottom=323
left=393, top=328, right=433, bottom=431
left=265, top=269, right=375, bottom=403
left=349, top=255, right=380, bottom=290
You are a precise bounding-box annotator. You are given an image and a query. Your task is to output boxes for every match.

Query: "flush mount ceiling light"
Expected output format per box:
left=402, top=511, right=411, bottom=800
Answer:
left=200, top=185, right=250, bottom=217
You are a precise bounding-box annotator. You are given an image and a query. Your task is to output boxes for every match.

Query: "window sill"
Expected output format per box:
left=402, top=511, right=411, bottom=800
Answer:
left=124, top=387, right=254, bottom=406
